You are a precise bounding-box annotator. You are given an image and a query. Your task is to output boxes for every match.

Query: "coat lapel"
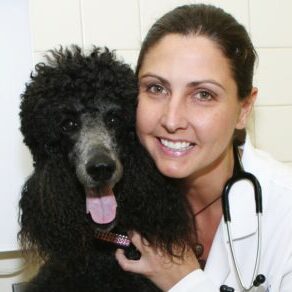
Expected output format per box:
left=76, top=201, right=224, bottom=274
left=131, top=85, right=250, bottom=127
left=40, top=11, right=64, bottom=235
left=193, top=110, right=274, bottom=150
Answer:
left=226, top=178, right=258, bottom=240
left=204, top=221, right=230, bottom=287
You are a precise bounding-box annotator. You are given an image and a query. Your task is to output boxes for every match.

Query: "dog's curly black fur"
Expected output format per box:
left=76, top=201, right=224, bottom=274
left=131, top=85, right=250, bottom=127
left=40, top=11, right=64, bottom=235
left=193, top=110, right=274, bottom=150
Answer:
left=19, top=46, right=195, bottom=292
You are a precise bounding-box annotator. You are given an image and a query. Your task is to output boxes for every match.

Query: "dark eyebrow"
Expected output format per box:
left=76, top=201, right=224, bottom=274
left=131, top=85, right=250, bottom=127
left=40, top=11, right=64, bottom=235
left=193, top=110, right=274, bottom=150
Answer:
left=187, top=80, right=226, bottom=92
left=139, top=74, right=225, bottom=92
left=139, top=74, right=170, bottom=87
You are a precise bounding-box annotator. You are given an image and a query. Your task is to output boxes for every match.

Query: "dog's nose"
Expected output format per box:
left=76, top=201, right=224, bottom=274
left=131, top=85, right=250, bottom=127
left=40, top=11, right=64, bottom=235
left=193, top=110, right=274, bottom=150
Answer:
left=86, top=160, right=116, bottom=181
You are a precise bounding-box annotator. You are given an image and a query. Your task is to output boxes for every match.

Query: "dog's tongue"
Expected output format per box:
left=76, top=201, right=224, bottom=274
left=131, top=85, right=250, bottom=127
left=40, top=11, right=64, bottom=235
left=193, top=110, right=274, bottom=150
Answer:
left=86, top=187, right=117, bottom=224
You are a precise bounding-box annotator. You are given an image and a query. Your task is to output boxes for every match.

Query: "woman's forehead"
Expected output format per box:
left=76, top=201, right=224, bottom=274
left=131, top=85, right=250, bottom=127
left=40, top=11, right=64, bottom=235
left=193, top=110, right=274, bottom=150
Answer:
left=139, top=34, right=234, bottom=87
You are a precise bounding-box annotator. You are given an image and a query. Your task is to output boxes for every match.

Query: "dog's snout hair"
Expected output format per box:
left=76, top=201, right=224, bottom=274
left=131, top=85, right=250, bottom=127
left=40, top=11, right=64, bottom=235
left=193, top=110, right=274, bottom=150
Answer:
left=71, top=113, right=123, bottom=187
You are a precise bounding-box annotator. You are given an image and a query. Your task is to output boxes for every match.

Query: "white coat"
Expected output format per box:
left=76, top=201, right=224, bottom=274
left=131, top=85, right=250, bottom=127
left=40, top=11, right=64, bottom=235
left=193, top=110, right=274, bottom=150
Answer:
left=169, top=137, right=292, bottom=292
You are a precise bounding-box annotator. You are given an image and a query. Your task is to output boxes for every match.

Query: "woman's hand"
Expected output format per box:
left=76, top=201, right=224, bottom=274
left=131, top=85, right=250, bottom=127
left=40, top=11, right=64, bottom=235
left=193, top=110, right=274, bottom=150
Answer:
left=115, top=231, right=200, bottom=291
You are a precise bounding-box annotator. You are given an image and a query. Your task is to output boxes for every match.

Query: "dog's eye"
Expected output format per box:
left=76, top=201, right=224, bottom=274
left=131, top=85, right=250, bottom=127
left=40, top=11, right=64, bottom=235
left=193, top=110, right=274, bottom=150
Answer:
left=105, top=112, right=122, bottom=128
left=60, top=119, right=79, bottom=133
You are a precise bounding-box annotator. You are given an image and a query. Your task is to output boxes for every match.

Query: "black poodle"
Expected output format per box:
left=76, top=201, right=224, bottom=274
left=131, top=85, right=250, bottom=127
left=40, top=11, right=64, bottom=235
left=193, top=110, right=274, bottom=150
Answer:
left=19, top=46, right=195, bottom=292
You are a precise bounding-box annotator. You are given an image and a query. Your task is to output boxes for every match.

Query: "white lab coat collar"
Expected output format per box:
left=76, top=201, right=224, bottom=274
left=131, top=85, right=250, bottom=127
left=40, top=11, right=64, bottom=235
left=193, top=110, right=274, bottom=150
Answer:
left=241, top=135, right=260, bottom=176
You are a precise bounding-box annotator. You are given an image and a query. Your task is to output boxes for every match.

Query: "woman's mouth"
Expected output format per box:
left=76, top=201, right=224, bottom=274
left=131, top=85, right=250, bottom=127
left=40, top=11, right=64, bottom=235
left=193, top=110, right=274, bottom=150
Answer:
left=158, top=138, right=195, bottom=156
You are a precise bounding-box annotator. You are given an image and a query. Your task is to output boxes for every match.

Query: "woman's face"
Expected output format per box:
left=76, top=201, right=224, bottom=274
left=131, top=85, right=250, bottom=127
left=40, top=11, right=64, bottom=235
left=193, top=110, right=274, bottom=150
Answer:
left=136, top=34, right=255, bottom=180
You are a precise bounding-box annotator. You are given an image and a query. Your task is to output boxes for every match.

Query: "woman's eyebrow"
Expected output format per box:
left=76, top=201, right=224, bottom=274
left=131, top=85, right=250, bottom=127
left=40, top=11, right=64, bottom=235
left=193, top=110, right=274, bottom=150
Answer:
left=187, top=80, right=226, bottom=92
left=139, top=74, right=226, bottom=92
left=139, top=74, right=170, bottom=87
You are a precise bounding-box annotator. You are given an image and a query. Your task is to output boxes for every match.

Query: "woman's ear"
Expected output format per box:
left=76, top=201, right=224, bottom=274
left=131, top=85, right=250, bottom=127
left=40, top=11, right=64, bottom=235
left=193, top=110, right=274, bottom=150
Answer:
left=236, top=87, right=258, bottom=130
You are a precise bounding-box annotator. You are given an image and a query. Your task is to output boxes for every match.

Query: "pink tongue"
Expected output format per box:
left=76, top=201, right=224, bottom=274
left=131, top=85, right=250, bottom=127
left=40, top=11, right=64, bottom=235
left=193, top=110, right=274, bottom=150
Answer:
left=86, top=187, right=117, bottom=224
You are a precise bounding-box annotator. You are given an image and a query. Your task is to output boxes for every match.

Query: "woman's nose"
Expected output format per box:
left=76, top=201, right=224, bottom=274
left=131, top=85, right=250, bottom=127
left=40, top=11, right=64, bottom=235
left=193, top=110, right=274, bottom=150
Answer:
left=160, top=97, right=188, bottom=133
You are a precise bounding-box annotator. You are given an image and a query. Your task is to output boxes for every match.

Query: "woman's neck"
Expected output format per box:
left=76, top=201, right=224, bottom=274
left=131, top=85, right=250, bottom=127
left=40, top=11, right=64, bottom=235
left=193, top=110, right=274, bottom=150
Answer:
left=183, top=144, right=234, bottom=214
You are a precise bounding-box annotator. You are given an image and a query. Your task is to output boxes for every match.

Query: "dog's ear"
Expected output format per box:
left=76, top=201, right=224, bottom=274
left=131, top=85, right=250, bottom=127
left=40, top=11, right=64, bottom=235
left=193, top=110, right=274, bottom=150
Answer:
left=19, top=156, right=92, bottom=259
left=116, top=145, right=194, bottom=256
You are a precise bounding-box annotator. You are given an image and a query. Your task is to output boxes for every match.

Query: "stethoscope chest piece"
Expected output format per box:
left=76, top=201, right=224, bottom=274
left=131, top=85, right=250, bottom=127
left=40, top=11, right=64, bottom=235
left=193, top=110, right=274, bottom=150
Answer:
left=220, top=274, right=266, bottom=291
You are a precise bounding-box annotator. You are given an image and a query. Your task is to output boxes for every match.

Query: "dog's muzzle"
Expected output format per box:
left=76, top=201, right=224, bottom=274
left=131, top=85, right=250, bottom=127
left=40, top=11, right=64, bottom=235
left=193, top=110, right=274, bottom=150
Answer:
left=83, top=151, right=122, bottom=228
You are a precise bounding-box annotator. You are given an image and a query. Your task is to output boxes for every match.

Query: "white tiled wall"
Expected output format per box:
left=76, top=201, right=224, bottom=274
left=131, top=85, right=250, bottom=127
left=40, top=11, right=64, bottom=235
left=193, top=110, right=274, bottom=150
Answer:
left=30, top=0, right=83, bottom=51
left=255, top=106, right=292, bottom=162
left=250, top=0, right=292, bottom=48
left=1, top=0, right=291, bottom=290
left=255, top=49, right=292, bottom=106
left=82, top=0, right=141, bottom=49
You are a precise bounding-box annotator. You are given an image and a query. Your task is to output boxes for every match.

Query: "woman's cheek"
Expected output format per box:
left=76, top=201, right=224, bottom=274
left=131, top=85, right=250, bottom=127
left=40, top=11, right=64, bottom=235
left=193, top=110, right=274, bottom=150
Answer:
left=136, top=97, right=157, bottom=134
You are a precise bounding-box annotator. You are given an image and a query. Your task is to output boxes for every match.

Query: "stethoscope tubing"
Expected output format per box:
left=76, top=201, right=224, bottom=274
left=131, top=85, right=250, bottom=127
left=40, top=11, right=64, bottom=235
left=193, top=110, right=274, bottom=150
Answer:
left=225, top=214, right=262, bottom=291
left=222, top=172, right=263, bottom=223
left=221, top=146, right=264, bottom=291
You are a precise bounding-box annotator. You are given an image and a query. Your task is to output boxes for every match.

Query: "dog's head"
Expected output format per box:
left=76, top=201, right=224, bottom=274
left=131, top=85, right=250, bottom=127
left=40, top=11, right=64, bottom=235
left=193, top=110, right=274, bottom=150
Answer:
left=20, top=46, right=137, bottom=160
left=20, top=46, right=138, bottom=232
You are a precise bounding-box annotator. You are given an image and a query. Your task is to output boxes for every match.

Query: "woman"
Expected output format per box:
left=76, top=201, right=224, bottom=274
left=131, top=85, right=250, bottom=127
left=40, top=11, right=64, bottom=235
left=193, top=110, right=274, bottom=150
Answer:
left=116, top=4, right=292, bottom=291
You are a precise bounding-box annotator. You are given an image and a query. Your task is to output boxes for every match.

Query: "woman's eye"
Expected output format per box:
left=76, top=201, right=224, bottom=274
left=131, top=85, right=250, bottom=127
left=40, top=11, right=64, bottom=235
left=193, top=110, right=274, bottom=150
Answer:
left=194, top=90, right=213, bottom=101
left=60, top=119, right=79, bottom=133
left=147, top=84, right=167, bottom=95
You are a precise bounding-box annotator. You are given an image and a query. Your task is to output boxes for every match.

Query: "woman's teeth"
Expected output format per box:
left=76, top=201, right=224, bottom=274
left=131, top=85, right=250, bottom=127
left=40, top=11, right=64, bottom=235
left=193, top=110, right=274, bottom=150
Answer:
left=160, top=138, right=193, bottom=151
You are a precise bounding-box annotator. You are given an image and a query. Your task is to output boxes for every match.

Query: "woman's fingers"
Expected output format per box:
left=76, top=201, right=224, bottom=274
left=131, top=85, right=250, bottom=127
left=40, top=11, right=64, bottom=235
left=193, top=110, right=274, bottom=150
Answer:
left=115, top=248, right=138, bottom=272
left=115, top=231, right=159, bottom=275
left=115, top=247, right=152, bottom=275
left=129, top=231, right=151, bottom=252
left=115, top=231, right=200, bottom=291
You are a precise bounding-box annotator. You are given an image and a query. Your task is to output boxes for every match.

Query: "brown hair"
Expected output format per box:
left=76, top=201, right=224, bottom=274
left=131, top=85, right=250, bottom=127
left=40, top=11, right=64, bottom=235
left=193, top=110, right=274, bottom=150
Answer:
left=136, top=4, right=257, bottom=143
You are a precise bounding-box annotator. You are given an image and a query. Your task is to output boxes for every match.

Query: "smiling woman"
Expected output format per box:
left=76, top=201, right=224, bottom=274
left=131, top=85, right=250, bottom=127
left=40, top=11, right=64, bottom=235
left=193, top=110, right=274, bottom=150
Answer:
left=115, top=4, right=292, bottom=292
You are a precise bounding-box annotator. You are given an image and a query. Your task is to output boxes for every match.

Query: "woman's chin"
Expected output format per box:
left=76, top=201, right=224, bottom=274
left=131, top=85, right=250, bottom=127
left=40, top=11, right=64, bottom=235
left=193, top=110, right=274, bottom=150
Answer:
left=155, top=162, right=189, bottom=179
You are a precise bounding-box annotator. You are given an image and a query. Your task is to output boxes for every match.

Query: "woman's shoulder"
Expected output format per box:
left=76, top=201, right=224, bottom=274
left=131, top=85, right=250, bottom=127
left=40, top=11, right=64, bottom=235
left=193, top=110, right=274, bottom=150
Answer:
left=251, top=148, right=292, bottom=224
left=256, top=149, right=292, bottom=188
left=242, top=137, right=292, bottom=192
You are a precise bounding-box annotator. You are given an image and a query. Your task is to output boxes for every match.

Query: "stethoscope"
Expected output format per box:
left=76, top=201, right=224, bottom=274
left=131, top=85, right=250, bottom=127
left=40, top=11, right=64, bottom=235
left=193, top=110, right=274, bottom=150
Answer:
left=220, top=145, right=266, bottom=292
